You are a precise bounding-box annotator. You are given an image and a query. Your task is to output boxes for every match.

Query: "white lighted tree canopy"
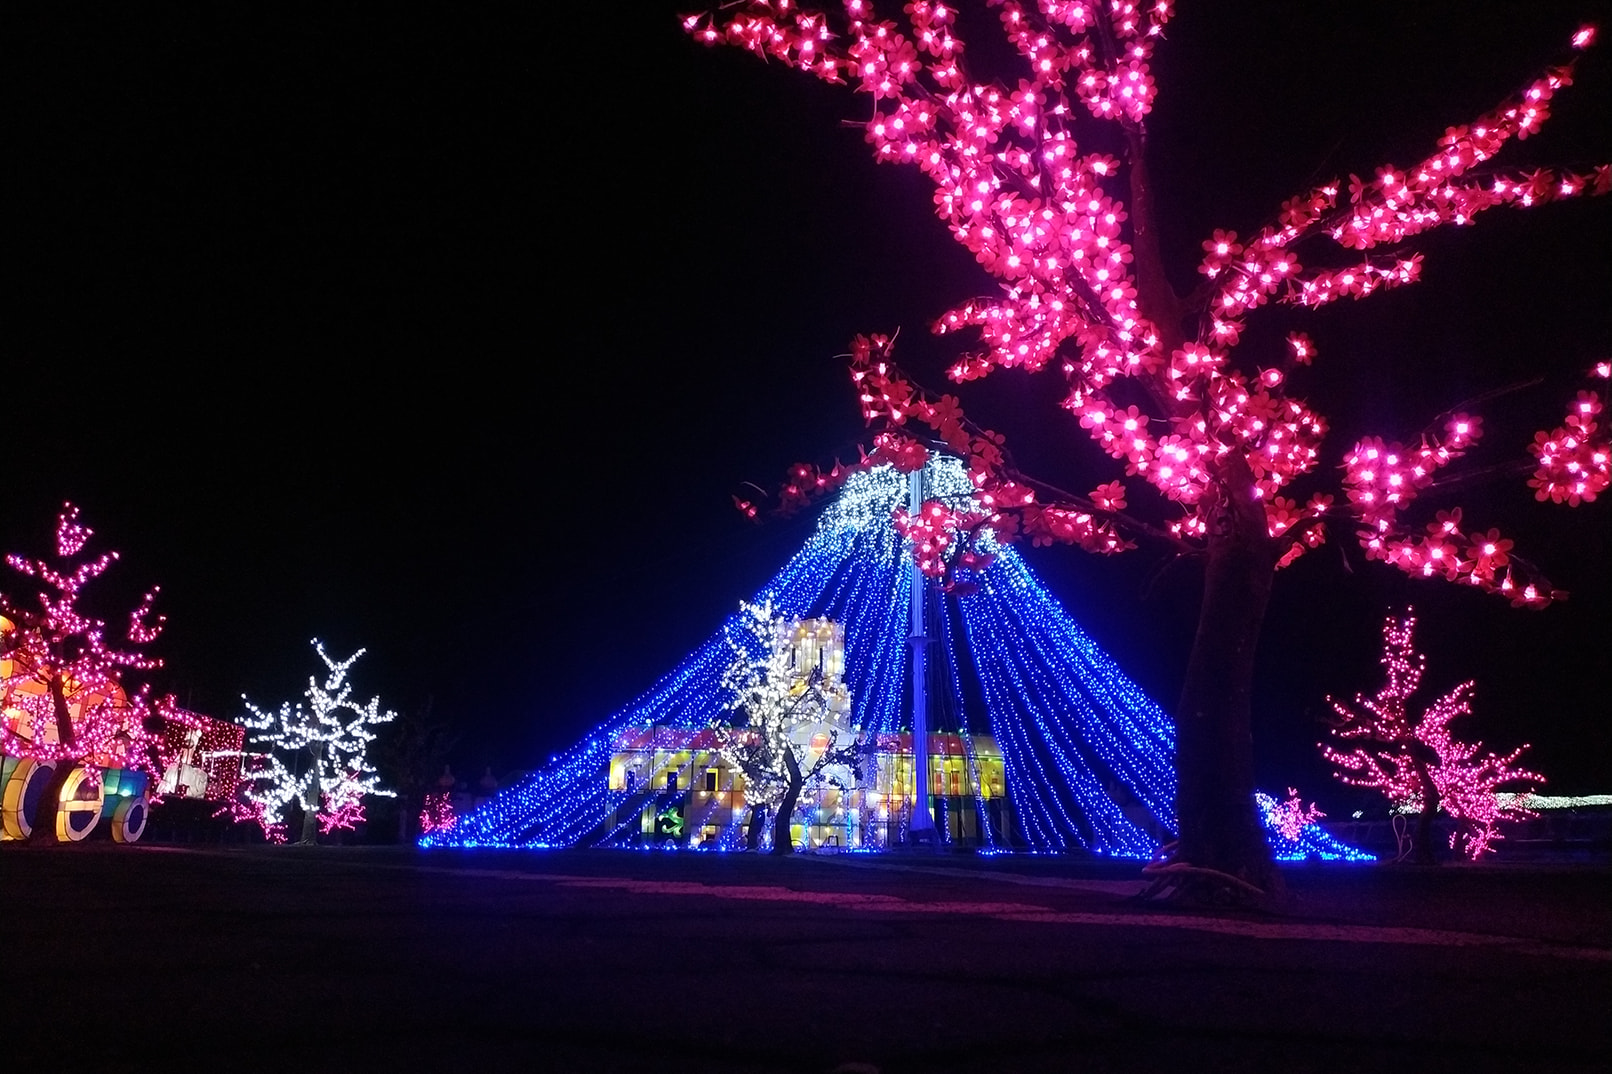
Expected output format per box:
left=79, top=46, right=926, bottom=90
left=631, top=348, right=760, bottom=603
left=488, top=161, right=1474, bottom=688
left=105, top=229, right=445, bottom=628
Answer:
left=228, top=640, right=397, bottom=845
left=715, top=602, right=871, bottom=853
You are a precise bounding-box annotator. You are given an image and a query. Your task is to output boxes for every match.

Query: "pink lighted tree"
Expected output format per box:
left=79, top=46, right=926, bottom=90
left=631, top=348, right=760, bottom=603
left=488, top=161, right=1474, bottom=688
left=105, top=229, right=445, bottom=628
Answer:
left=1264, top=788, right=1324, bottom=846
left=1323, top=612, right=1542, bottom=862
left=419, top=790, right=457, bottom=836
left=0, top=503, right=190, bottom=838
left=686, top=3, right=1607, bottom=899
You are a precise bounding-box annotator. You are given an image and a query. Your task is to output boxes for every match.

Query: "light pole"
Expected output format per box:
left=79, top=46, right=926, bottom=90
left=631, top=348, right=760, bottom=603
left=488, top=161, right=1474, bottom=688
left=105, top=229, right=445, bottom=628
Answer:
left=907, top=464, right=938, bottom=846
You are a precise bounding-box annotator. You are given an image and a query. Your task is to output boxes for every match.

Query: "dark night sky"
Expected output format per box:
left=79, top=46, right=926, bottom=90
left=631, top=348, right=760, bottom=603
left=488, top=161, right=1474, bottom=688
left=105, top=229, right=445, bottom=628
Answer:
left=9, top=2, right=1609, bottom=804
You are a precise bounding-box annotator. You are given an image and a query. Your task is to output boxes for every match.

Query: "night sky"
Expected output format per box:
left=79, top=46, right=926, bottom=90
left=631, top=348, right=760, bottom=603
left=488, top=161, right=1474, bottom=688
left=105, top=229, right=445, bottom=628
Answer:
left=10, top=2, right=1609, bottom=805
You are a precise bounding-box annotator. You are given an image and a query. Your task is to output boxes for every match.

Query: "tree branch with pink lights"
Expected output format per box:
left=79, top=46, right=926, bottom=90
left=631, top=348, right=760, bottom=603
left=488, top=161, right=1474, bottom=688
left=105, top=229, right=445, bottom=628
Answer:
left=1322, top=611, right=1542, bottom=862
left=1, top=503, right=192, bottom=839
left=687, top=2, right=1607, bottom=900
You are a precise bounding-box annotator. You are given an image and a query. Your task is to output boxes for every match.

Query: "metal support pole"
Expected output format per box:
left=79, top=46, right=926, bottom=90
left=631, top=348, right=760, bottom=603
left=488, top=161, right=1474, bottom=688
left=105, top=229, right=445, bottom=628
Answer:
left=907, top=465, right=937, bottom=843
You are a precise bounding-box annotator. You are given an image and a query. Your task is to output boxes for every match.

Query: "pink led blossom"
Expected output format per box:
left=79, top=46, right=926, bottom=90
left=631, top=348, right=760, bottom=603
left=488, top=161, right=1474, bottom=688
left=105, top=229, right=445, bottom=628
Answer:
left=215, top=795, right=287, bottom=845
left=1266, top=788, right=1324, bottom=844
left=317, top=773, right=370, bottom=835
left=695, top=6, right=1605, bottom=605
left=420, top=791, right=457, bottom=835
left=1528, top=372, right=1610, bottom=506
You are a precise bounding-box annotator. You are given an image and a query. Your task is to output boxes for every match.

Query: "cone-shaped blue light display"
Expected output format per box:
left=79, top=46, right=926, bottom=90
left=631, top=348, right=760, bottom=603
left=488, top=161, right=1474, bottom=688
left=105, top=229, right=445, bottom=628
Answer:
left=423, top=456, right=1369, bottom=861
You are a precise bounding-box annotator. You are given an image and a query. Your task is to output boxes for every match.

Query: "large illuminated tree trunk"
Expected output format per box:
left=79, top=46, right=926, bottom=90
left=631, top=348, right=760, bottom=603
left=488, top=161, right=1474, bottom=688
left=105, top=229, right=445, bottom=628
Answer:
left=24, top=675, right=80, bottom=836
left=771, top=748, right=804, bottom=856
left=1412, top=761, right=1442, bottom=866
left=1173, top=455, right=1282, bottom=901
left=297, top=743, right=325, bottom=845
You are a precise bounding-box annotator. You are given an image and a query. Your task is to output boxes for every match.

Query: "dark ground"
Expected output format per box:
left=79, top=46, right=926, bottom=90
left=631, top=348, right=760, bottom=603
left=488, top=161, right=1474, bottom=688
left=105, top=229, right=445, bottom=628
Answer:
left=5, top=844, right=1606, bottom=1073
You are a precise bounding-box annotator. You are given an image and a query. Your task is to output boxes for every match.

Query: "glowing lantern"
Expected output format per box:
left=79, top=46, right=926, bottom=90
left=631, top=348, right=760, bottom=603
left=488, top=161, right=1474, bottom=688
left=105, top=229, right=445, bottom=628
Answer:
left=108, top=792, right=149, bottom=843
left=53, top=764, right=105, bottom=842
left=99, top=766, right=151, bottom=843
left=0, top=756, right=57, bottom=840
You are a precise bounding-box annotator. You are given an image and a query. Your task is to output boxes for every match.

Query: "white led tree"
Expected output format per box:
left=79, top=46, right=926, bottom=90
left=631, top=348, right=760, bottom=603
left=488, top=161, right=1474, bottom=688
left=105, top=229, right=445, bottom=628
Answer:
left=236, top=640, right=397, bottom=844
left=715, top=601, right=870, bottom=854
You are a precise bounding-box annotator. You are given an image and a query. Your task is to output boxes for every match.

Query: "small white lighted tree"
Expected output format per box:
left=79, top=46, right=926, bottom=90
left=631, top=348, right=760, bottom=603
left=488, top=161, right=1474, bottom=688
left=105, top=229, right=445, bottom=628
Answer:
left=715, top=601, right=868, bottom=855
left=235, top=640, right=396, bottom=844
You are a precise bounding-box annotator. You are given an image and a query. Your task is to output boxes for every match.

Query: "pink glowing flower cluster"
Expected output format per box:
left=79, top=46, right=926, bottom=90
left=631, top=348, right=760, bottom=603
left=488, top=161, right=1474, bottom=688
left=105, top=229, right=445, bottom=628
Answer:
left=692, top=3, right=1607, bottom=600
left=1321, top=612, right=1542, bottom=859
left=215, top=794, right=288, bottom=845
left=0, top=503, right=189, bottom=775
left=1529, top=364, right=1611, bottom=506
left=1263, top=787, right=1324, bottom=844
left=420, top=790, right=457, bottom=835
left=317, top=773, right=370, bottom=835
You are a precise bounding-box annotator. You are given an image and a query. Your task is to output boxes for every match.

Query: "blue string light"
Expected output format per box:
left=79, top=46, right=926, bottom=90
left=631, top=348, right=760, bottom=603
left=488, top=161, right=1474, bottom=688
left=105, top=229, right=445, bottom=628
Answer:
left=423, top=455, right=1370, bottom=862
left=1257, top=792, right=1376, bottom=862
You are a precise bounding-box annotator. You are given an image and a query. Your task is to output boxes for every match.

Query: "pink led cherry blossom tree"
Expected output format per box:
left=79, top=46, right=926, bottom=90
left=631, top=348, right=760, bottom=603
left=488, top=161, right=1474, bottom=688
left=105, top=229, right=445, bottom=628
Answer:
left=687, top=2, right=1607, bottom=900
left=1323, top=612, right=1542, bottom=862
left=0, top=503, right=191, bottom=838
left=1264, top=787, right=1324, bottom=846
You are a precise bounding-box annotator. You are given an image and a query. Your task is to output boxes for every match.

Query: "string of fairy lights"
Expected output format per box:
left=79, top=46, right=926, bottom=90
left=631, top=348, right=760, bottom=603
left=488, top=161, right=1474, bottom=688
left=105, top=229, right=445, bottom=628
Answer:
left=971, top=550, right=1179, bottom=820
left=936, top=593, right=999, bottom=851
left=424, top=455, right=1371, bottom=860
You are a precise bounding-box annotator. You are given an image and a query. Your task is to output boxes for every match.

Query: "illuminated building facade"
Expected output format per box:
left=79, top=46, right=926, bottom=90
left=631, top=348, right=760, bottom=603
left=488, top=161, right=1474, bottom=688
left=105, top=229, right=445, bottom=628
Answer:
left=606, top=727, right=1012, bottom=851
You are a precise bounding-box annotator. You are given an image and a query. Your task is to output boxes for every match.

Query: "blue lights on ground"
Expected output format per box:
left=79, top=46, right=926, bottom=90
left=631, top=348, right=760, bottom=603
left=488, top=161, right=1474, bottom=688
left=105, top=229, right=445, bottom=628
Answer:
left=423, top=457, right=1371, bottom=863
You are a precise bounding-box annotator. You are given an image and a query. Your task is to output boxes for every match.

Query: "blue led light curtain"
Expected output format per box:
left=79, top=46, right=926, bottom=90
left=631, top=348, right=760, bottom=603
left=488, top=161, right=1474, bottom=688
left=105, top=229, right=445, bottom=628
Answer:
left=423, top=457, right=1368, bottom=861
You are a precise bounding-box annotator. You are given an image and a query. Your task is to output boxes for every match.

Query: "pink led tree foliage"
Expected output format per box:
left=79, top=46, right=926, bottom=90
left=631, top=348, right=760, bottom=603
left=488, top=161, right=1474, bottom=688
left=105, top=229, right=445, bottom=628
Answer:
left=687, top=2, right=1607, bottom=899
left=1264, top=788, right=1324, bottom=846
left=1323, top=612, right=1542, bottom=861
left=419, top=790, right=457, bottom=835
left=1, top=503, right=191, bottom=837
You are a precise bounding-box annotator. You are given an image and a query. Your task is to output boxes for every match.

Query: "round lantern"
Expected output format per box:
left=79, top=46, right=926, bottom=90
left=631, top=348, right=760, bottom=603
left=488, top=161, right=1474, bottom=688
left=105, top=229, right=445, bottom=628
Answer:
left=1, top=757, right=57, bottom=840
left=53, top=764, right=105, bottom=842
left=109, top=792, right=149, bottom=843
